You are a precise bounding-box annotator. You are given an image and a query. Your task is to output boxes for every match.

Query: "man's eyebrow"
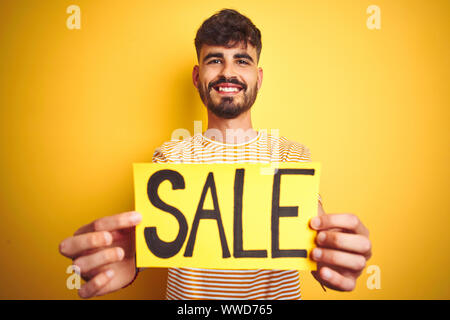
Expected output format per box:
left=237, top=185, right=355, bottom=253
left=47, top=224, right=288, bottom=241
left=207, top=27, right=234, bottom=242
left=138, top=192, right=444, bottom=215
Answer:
left=234, top=53, right=254, bottom=63
left=203, top=52, right=224, bottom=62
left=202, top=52, right=255, bottom=63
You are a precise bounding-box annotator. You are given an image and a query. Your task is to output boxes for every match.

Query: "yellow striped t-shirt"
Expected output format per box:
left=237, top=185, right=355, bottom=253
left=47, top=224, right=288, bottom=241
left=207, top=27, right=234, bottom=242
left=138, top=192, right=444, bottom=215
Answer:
left=152, top=130, right=320, bottom=300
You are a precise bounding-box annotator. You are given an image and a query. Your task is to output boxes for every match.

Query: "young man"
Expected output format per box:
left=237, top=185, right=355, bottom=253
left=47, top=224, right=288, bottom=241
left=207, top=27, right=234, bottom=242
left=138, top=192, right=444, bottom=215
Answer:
left=59, top=9, right=371, bottom=299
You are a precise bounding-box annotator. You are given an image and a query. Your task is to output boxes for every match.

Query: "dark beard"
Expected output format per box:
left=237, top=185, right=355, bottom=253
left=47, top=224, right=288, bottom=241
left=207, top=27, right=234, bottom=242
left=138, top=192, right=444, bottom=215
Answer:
left=198, top=81, right=258, bottom=119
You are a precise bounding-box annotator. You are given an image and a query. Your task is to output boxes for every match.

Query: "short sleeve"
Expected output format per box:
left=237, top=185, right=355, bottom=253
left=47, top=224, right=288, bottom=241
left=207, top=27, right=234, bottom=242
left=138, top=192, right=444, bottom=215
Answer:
left=152, top=148, right=168, bottom=163
left=285, top=142, right=312, bottom=162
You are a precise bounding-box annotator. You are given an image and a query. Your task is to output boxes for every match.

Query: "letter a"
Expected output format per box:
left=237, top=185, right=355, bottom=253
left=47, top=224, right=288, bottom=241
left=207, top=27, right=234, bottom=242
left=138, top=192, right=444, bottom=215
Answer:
left=184, top=172, right=230, bottom=258
left=66, top=5, right=81, bottom=30
left=366, top=265, right=381, bottom=289
left=66, top=265, right=81, bottom=290
left=366, top=5, right=381, bottom=30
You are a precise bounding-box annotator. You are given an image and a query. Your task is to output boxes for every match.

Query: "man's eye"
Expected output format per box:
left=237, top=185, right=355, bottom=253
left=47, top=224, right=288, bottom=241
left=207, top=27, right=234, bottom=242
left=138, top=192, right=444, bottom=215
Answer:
left=237, top=60, right=249, bottom=65
left=208, top=59, right=221, bottom=64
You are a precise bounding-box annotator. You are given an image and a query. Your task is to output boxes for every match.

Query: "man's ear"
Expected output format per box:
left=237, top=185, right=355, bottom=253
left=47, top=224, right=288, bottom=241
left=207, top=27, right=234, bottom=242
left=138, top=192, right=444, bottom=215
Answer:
left=257, top=67, right=263, bottom=91
left=192, top=65, right=199, bottom=89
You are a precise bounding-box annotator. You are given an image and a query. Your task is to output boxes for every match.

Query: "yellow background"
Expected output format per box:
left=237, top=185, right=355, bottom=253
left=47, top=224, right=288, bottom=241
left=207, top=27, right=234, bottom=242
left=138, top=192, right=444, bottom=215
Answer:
left=0, top=0, right=448, bottom=299
left=134, top=163, right=319, bottom=270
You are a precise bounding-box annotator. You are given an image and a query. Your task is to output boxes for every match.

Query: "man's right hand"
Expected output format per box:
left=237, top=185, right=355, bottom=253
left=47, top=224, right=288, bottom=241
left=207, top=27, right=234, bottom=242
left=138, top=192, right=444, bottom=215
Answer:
left=59, top=211, right=142, bottom=298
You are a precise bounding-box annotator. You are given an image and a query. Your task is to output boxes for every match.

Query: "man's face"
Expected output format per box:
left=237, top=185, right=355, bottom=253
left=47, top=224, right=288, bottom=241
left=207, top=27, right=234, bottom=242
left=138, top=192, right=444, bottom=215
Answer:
left=193, top=42, right=263, bottom=119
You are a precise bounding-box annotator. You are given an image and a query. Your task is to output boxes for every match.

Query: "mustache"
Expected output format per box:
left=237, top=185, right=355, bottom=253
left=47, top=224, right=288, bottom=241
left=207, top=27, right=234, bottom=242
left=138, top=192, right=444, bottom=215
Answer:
left=208, top=77, right=247, bottom=92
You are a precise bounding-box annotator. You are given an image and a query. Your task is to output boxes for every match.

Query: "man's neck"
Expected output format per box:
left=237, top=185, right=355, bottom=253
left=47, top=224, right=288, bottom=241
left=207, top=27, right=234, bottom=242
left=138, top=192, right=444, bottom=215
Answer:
left=204, top=110, right=258, bottom=144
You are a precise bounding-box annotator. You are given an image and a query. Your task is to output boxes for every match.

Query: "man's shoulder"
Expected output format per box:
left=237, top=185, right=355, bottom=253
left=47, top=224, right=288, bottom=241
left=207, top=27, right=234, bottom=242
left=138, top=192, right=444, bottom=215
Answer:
left=152, top=135, right=200, bottom=162
left=266, top=133, right=312, bottom=162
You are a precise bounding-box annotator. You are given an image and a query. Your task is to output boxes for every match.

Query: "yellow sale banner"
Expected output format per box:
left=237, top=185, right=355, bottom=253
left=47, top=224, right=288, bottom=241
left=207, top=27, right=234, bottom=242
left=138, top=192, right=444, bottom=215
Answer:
left=134, top=162, right=320, bottom=271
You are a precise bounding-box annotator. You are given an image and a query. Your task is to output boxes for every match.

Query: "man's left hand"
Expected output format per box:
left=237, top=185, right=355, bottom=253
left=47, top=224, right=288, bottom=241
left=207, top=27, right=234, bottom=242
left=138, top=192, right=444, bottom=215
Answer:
left=310, top=204, right=372, bottom=291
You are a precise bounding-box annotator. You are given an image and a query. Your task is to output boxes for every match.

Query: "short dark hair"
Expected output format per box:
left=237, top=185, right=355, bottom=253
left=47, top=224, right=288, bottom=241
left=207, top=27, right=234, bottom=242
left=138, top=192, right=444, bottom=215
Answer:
left=195, top=9, right=262, bottom=62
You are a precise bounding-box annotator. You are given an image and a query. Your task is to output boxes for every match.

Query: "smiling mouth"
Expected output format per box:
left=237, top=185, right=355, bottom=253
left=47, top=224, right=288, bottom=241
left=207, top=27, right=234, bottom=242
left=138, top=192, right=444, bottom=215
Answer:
left=213, top=83, right=244, bottom=95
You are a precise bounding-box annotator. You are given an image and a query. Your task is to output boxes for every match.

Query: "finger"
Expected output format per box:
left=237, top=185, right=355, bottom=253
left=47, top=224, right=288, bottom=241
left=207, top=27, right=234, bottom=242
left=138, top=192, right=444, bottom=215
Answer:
left=316, top=231, right=371, bottom=255
left=59, top=231, right=113, bottom=259
left=74, top=211, right=142, bottom=235
left=310, top=214, right=369, bottom=236
left=316, top=266, right=356, bottom=291
left=78, top=269, right=115, bottom=299
left=317, top=201, right=326, bottom=216
left=311, top=247, right=366, bottom=272
left=110, top=228, right=132, bottom=242
left=73, top=247, right=125, bottom=275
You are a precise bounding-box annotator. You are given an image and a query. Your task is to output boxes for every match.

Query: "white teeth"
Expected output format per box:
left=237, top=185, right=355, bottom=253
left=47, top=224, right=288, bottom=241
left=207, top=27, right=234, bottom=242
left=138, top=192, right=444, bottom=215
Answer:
left=218, top=87, right=239, bottom=92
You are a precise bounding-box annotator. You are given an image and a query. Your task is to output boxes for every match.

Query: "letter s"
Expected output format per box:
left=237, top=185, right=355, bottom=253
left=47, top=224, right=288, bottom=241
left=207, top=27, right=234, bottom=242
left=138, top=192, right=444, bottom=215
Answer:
left=144, top=170, right=188, bottom=258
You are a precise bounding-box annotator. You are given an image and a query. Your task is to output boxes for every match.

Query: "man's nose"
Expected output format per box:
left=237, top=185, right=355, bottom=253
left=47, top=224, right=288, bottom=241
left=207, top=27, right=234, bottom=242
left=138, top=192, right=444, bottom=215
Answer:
left=219, top=61, right=237, bottom=79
